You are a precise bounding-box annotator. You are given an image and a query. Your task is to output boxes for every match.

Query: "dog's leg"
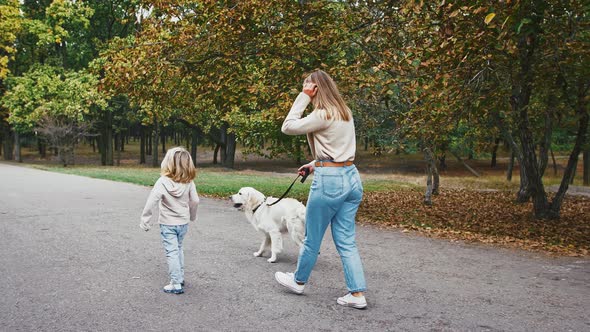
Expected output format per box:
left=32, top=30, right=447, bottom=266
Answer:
left=254, top=235, right=270, bottom=257
left=267, top=230, right=283, bottom=263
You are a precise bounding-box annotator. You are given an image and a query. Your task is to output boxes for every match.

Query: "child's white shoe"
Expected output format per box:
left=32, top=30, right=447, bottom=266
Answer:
left=163, top=283, right=184, bottom=294
left=337, top=293, right=367, bottom=309
left=274, top=272, right=304, bottom=294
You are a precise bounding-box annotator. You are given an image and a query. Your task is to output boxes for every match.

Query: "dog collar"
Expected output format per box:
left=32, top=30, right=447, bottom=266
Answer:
left=252, top=196, right=266, bottom=214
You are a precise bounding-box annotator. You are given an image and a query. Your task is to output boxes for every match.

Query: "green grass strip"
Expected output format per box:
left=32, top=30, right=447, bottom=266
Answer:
left=31, top=164, right=411, bottom=200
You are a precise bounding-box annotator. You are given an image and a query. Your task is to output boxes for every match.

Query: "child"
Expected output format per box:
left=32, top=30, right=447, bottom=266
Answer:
left=140, top=147, right=199, bottom=294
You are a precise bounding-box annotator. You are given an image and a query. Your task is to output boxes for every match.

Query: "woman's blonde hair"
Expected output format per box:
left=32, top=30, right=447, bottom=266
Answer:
left=161, top=147, right=196, bottom=183
left=305, top=70, right=352, bottom=121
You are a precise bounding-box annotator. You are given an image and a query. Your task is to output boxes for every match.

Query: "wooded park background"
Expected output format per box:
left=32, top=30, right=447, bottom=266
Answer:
left=0, top=0, right=588, bottom=222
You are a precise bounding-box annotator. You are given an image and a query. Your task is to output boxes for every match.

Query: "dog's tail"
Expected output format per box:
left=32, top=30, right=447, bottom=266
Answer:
left=285, top=206, right=306, bottom=247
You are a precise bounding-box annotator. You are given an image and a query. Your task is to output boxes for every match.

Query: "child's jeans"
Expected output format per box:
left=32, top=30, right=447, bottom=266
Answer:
left=294, top=164, right=367, bottom=293
left=160, top=224, right=188, bottom=285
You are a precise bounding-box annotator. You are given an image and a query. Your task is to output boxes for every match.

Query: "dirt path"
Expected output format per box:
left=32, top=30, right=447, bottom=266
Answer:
left=1, top=163, right=589, bottom=331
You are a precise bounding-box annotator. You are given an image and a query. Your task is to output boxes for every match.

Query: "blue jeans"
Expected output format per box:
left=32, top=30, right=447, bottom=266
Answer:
left=294, top=165, right=367, bottom=293
left=160, top=224, right=188, bottom=285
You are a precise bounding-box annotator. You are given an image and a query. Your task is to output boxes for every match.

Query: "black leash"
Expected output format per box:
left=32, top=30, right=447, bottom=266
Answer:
left=266, top=167, right=310, bottom=207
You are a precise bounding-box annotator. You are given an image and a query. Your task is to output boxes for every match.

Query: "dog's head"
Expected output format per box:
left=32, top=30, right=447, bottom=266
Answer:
left=229, top=187, right=265, bottom=211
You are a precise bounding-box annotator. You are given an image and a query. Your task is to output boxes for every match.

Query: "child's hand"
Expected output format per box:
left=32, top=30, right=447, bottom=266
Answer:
left=139, top=222, right=150, bottom=232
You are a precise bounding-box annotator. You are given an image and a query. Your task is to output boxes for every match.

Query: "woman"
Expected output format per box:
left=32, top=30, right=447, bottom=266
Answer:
left=274, top=70, right=367, bottom=309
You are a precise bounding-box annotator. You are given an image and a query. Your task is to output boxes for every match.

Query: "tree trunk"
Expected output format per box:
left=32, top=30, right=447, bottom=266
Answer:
left=139, top=125, right=146, bottom=164
left=423, top=148, right=435, bottom=205
left=223, top=131, right=236, bottom=168
left=433, top=160, right=440, bottom=195
left=569, top=161, right=577, bottom=185
left=120, top=132, right=125, bottom=152
left=99, top=134, right=106, bottom=165
left=115, top=132, right=121, bottom=166
left=114, top=132, right=119, bottom=151
left=14, top=131, right=22, bottom=163
left=147, top=128, right=152, bottom=156
left=152, top=119, right=160, bottom=167
left=424, top=166, right=433, bottom=206
left=438, top=154, right=447, bottom=171
left=3, top=129, right=13, bottom=160
left=213, top=144, right=220, bottom=164
left=38, top=138, right=47, bottom=158
left=549, top=84, right=588, bottom=217
left=58, top=148, right=66, bottom=167
left=516, top=159, right=532, bottom=202
left=191, top=127, right=198, bottom=167
left=517, top=127, right=549, bottom=215
left=538, top=106, right=554, bottom=178
left=507, top=150, right=515, bottom=181
left=511, top=6, right=551, bottom=218
left=220, top=125, right=227, bottom=164
left=491, top=138, right=500, bottom=168
left=451, top=151, right=480, bottom=177
left=161, top=131, right=166, bottom=154
left=584, top=148, right=590, bottom=186
left=103, top=111, right=114, bottom=166
left=550, top=148, right=558, bottom=176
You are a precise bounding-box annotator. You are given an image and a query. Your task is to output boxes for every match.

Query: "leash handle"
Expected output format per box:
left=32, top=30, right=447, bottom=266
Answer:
left=266, top=173, right=302, bottom=207
left=300, top=167, right=310, bottom=183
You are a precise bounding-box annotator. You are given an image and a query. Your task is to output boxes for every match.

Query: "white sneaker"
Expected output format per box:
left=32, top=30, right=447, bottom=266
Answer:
left=337, top=293, right=367, bottom=309
left=274, top=272, right=304, bottom=294
left=163, top=283, right=184, bottom=294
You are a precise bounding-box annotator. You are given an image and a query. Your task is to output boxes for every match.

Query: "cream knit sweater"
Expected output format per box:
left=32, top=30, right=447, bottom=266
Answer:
left=281, top=93, right=356, bottom=163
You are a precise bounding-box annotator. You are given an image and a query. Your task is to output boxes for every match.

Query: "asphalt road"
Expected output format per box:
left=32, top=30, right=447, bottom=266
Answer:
left=0, top=163, right=589, bottom=332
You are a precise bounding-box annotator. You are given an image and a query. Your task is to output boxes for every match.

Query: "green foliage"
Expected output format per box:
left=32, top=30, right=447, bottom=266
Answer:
left=2, top=64, right=106, bottom=132
left=0, top=0, right=22, bottom=79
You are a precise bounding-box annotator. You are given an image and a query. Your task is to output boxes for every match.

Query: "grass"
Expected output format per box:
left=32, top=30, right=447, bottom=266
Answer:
left=30, top=164, right=411, bottom=201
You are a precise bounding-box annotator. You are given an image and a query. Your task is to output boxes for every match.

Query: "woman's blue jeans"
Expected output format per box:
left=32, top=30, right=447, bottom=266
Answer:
left=160, top=224, right=188, bottom=285
left=294, top=165, right=367, bottom=293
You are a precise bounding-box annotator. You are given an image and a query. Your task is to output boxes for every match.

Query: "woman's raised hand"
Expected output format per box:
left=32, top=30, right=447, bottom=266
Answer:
left=303, top=82, right=317, bottom=98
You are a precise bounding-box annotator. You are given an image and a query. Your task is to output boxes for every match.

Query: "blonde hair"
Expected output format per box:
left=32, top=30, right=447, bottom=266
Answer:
left=161, top=147, right=196, bottom=183
left=305, top=70, right=352, bottom=121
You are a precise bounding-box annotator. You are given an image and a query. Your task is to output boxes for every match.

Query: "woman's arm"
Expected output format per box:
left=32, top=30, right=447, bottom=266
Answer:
left=281, top=93, right=329, bottom=135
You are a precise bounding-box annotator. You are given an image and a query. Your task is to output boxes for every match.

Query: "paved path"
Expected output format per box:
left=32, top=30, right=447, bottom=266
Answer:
left=0, top=163, right=589, bottom=332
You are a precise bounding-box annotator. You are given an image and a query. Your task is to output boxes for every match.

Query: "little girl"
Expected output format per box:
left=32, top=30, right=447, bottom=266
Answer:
left=140, top=147, right=199, bottom=294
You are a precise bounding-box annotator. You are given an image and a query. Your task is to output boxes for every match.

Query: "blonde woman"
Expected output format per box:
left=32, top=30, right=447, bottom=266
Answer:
left=140, top=147, right=200, bottom=294
left=275, top=70, right=368, bottom=309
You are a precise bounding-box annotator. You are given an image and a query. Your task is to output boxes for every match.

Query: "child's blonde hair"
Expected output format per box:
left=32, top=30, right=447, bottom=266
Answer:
left=161, top=147, right=196, bottom=183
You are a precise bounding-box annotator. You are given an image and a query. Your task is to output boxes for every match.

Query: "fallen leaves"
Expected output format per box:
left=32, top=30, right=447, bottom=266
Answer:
left=359, top=189, right=590, bottom=256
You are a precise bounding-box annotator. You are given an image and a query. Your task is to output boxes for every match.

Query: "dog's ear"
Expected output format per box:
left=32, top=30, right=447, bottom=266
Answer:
left=245, top=190, right=261, bottom=210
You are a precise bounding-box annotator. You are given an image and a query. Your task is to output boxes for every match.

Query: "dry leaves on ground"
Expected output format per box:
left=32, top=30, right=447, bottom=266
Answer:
left=359, top=189, right=590, bottom=256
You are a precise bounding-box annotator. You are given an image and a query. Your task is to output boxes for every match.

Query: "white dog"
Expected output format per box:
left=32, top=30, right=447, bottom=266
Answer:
left=230, top=187, right=306, bottom=263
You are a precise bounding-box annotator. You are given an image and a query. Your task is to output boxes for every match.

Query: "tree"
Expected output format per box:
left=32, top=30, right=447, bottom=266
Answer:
left=36, top=115, right=93, bottom=166
left=99, top=0, right=354, bottom=167
left=0, top=0, right=22, bottom=80
left=2, top=64, right=106, bottom=166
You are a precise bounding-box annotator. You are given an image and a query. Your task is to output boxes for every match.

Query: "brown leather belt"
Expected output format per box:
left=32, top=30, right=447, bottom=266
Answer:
left=314, top=160, right=354, bottom=167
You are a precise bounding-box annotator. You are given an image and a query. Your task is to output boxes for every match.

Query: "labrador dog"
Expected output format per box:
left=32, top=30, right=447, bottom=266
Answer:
left=230, top=187, right=305, bottom=263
